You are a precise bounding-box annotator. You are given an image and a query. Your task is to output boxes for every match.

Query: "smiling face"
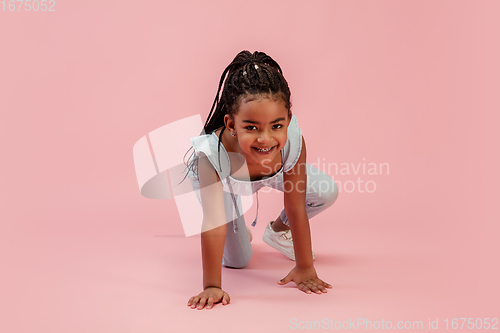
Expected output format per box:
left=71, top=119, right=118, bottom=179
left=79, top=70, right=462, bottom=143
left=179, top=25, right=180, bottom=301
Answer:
left=224, top=96, right=291, bottom=166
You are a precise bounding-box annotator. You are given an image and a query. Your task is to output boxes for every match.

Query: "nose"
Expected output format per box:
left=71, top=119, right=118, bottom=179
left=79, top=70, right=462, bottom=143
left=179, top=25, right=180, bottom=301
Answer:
left=257, top=130, right=272, bottom=143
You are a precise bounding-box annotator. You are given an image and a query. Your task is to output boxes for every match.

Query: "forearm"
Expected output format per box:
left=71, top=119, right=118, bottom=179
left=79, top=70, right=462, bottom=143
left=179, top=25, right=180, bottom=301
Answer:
left=201, top=222, right=227, bottom=289
left=286, top=206, right=314, bottom=269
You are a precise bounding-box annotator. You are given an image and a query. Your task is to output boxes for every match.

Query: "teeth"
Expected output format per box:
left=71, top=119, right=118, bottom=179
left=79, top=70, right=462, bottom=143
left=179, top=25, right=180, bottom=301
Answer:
left=256, top=146, right=273, bottom=152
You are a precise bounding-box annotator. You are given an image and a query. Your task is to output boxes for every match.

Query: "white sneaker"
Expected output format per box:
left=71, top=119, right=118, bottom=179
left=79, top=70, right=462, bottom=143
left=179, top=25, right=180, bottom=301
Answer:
left=262, top=221, right=315, bottom=261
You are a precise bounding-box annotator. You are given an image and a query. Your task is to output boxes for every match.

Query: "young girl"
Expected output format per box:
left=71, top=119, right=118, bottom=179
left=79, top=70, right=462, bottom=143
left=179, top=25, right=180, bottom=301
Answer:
left=184, top=50, right=339, bottom=310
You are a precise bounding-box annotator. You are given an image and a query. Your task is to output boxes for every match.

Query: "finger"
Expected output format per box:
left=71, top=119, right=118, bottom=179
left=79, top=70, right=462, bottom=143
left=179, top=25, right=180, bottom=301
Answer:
left=316, top=284, right=328, bottom=293
left=206, top=296, right=215, bottom=309
left=298, top=282, right=312, bottom=294
left=304, top=281, right=322, bottom=294
left=312, top=278, right=331, bottom=292
left=278, top=275, right=291, bottom=285
left=305, top=281, right=321, bottom=294
left=197, top=297, right=207, bottom=309
left=190, top=297, right=199, bottom=308
left=222, top=292, right=230, bottom=305
left=318, top=279, right=332, bottom=289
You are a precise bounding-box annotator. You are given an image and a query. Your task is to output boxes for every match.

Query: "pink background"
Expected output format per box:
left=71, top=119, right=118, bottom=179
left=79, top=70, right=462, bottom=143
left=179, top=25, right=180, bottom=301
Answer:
left=1, top=0, right=498, bottom=332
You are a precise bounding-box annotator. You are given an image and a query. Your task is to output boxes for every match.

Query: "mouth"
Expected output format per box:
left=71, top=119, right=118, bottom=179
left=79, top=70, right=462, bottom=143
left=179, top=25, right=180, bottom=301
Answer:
left=252, top=145, right=277, bottom=155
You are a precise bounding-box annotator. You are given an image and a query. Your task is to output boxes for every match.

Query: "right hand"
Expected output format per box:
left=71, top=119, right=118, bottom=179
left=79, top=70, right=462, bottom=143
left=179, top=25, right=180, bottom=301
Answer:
left=187, top=287, right=230, bottom=310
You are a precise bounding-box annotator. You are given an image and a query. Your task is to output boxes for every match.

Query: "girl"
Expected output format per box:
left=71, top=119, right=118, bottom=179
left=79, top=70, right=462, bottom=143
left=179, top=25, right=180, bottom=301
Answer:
left=184, top=50, right=339, bottom=310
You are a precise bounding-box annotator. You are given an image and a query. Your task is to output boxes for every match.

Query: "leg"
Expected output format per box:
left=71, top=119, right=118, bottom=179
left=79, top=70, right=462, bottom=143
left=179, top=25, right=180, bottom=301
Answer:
left=274, top=163, right=339, bottom=227
left=221, top=191, right=253, bottom=269
left=271, top=215, right=289, bottom=232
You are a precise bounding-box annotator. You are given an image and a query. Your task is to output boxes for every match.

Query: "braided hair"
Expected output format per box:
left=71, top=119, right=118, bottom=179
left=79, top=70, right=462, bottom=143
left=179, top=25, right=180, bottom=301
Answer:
left=181, top=50, right=293, bottom=182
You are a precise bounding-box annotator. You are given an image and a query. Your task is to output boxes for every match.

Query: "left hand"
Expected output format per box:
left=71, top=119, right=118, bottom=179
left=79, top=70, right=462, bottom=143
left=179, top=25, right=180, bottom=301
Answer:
left=278, top=265, right=332, bottom=294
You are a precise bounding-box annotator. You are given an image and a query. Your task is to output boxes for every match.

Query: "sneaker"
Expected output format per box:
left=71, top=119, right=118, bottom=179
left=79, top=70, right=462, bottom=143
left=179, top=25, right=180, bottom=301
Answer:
left=262, top=221, right=315, bottom=261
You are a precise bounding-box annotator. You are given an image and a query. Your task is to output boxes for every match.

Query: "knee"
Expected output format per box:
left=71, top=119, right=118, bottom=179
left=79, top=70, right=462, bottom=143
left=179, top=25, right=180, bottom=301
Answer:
left=223, top=257, right=251, bottom=269
left=222, top=253, right=252, bottom=269
left=320, top=178, right=339, bottom=208
left=307, top=165, right=339, bottom=208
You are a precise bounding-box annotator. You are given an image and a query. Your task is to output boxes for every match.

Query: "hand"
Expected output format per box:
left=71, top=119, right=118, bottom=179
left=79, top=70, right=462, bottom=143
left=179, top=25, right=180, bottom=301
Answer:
left=187, top=287, right=230, bottom=310
left=278, top=265, right=332, bottom=294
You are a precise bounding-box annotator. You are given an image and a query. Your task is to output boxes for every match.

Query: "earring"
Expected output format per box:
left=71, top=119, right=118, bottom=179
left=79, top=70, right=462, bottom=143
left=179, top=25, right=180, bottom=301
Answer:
left=231, top=132, right=236, bottom=137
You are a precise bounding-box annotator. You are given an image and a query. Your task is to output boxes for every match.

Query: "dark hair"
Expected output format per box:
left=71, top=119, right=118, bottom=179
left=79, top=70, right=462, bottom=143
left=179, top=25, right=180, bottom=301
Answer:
left=181, top=50, right=293, bottom=182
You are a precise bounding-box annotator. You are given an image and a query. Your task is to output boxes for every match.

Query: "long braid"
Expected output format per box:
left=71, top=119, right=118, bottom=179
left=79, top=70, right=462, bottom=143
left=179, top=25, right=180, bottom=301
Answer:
left=180, top=50, right=292, bottom=183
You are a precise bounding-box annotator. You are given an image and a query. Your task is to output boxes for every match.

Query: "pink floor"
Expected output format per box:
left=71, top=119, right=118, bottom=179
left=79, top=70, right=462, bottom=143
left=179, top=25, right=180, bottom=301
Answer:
left=2, top=177, right=498, bottom=332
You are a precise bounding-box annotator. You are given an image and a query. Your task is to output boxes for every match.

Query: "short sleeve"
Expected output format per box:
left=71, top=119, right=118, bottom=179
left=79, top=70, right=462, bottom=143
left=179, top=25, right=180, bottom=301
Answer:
left=190, top=134, right=231, bottom=181
left=281, top=115, right=303, bottom=173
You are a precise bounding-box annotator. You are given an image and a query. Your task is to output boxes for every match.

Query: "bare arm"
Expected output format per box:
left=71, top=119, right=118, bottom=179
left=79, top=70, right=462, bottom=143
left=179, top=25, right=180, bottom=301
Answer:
left=283, top=136, right=314, bottom=268
left=278, top=136, right=331, bottom=294
left=187, top=154, right=231, bottom=309
left=197, top=153, right=227, bottom=289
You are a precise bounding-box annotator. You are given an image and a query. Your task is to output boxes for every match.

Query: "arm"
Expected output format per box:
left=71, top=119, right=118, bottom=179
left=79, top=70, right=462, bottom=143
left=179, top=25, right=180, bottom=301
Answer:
left=187, top=153, right=230, bottom=309
left=278, top=136, right=332, bottom=294
left=283, top=136, right=314, bottom=269
left=197, top=153, right=226, bottom=289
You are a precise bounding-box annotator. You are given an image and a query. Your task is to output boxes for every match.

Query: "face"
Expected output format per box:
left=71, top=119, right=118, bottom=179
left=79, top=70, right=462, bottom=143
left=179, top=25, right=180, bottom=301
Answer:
left=224, top=97, right=291, bottom=166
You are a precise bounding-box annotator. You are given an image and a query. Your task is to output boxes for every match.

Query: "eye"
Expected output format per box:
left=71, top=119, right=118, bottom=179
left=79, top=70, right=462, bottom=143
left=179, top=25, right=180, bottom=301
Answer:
left=273, top=124, right=283, bottom=129
left=245, top=126, right=257, bottom=130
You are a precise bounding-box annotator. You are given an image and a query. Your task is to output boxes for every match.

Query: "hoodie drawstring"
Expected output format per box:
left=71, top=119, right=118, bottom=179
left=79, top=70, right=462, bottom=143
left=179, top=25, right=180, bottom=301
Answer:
left=225, top=178, right=239, bottom=233
left=226, top=178, right=259, bottom=233
left=251, top=191, right=259, bottom=227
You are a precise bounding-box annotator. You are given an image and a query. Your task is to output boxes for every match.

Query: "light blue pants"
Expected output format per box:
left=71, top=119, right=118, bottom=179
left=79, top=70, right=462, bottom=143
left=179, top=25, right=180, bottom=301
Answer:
left=221, top=163, right=338, bottom=268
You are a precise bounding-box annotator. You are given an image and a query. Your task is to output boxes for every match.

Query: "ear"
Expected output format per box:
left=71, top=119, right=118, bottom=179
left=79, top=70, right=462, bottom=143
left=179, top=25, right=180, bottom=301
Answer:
left=287, top=111, right=292, bottom=125
left=224, top=114, right=235, bottom=131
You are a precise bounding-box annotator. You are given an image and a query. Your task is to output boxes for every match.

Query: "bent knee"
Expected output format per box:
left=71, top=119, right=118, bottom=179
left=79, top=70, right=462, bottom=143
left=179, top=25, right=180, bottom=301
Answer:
left=320, top=178, right=339, bottom=208
left=222, top=255, right=251, bottom=269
